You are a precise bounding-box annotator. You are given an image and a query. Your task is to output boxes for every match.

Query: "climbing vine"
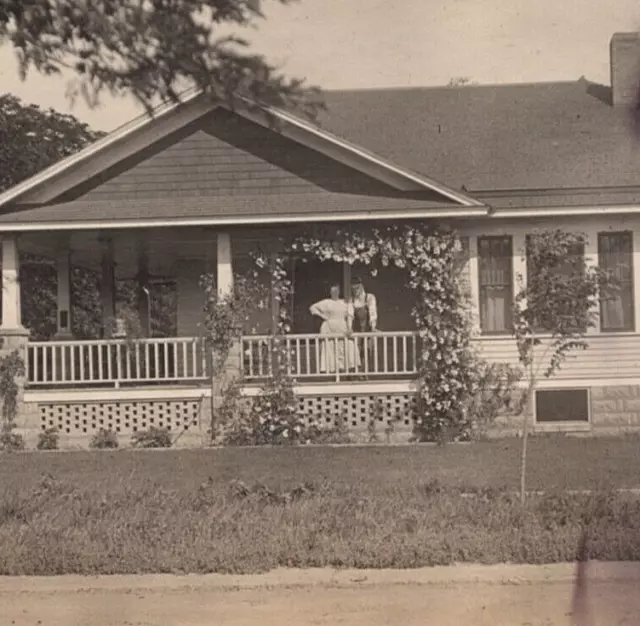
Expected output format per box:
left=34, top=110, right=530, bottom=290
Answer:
left=253, top=223, right=489, bottom=442
left=200, top=270, right=270, bottom=439
left=0, top=350, right=26, bottom=451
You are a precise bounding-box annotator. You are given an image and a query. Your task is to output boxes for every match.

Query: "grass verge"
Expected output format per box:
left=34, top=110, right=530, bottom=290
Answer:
left=2, top=436, right=640, bottom=493
left=0, top=473, right=639, bottom=575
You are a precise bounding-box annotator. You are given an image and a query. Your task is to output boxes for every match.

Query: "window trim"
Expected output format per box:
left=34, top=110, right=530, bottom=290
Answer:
left=477, top=235, right=514, bottom=335
left=598, top=230, right=635, bottom=333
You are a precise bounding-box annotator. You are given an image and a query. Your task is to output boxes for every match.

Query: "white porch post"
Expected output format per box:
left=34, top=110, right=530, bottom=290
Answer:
left=136, top=233, right=151, bottom=337
left=54, top=237, right=73, bottom=339
left=99, top=236, right=116, bottom=337
left=0, top=235, right=33, bottom=447
left=216, top=231, right=233, bottom=297
left=1, top=235, right=24, bottom=330
left=512, top=231, right=527, bottom=310
left=467, top=236, right=480, bottom=334
left=633, top=226, right=640, bottom=334
left=211, top=230, right=238, bottom=442
left=583, top=226, right=599, bottom=335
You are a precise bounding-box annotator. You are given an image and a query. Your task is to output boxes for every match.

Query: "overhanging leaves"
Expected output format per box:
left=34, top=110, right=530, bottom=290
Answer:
left=1, top=0, right=325, bottom=120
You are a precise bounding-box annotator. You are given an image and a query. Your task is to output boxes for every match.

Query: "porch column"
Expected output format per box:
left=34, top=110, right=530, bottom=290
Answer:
left=216, top=231, right=233, bottom=297
left=211, top=230, right=239, bottom=443
left=1, top=235, right=24, bottom=330
left=467, top=236, right=481, bottom=333
left=512, top=231, right=527, bottom=307
left=54, top=237, right=73, bottom=339
left=99, top=236, right=116, bottom=337
left=633, top=225, right=640, bottom=334
left=270, top=250, right=280, bottom=333
left=136, top=233, right=151, bottom=337
left=583, top=225, right=599, bottom=335
left=0, top=235, right=34, bottom=448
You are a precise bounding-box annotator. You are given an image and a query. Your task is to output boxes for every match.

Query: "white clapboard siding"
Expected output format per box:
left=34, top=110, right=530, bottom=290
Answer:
left=475, top=334, right=640, bottom=380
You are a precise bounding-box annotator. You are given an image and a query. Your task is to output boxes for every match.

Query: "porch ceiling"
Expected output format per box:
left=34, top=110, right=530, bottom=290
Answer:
left=18, top=228, right=220, bottom=279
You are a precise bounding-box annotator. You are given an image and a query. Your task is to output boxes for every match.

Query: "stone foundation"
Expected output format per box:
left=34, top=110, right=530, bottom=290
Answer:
left=590, top=385, right=640, bottom=430
left=14, top=381, right=640, bottom=450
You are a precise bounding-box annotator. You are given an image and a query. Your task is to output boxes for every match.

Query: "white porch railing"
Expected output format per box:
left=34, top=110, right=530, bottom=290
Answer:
left=27, top=337, right=207, bottom=388
left=242, top=331, right=420, bottom=381
left=26, top=331, right=421, bottom=388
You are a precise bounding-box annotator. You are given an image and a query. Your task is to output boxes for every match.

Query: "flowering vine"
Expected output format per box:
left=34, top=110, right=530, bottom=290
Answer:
left=251, top=223, right=485, bottom=441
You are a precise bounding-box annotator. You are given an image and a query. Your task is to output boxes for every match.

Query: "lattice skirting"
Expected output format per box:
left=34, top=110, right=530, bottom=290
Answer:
left=296, top=393, right=419, bottom=430
left=39, top=400, right=203, bottom=435
left=36, top=392, right=418, bottom=438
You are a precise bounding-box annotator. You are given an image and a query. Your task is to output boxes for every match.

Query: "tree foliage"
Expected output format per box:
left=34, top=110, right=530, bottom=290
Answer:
left=514, top=230, right=611, bottom=380
left=512, top=229, right=616, bottom=503
left=1, top=0, right=324, bottom=120
left=0, top=93, right=105, bottom=191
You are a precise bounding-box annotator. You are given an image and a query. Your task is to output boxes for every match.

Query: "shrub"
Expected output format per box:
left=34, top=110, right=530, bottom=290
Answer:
left=218, top=379, right=352, bottom=446
left=36, top=427, right=59, bottom=450
left=131, top=426, right=172, bottom=449
left=466, top=362, right=523, bottom=439
left=0, top=430, right=24, bottom=452
left=90, top=428, right=119, bottom=450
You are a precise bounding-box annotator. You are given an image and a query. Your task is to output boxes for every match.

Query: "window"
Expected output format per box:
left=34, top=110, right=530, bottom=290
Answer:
left=526, top=235, right=585, bottom=332
left=478, top=236, right=513, bottom=333
left=599, top=232, right=634, bottom=332
left=535, top=388, right=590, bottom=423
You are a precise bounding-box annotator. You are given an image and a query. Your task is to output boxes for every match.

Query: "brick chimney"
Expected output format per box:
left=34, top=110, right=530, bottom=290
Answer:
left=611, top=32, right=640, bottom=106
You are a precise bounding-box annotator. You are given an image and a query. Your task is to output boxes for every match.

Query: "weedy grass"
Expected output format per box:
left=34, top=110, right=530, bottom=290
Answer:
left=1, top=436, right=640, bottom=575
left=0, top=474, right=638, bottom=575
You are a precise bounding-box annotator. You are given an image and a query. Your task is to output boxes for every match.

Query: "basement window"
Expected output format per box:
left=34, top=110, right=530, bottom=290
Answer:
left=535, top=388, right=590, bottom=423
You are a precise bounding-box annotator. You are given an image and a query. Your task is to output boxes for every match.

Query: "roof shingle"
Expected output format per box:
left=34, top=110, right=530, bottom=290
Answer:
left=319, top=79, right=640, bottom=192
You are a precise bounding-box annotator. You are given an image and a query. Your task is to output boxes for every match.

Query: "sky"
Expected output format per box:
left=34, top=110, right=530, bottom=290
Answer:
left=1, top=0, right=640, bottom=132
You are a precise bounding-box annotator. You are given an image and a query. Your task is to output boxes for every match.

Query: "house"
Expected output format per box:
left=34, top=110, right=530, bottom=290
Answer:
left=2, top=32, right=640, bottom=447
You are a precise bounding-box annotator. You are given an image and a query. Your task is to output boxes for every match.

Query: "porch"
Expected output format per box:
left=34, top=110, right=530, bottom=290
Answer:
left=1, top=220, right=434, bottom=445
left=22, top=331, right=423, bottom=445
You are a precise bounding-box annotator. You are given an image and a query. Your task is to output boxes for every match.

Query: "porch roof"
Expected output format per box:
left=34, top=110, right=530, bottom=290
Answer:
left=0, top=192, right=487, bottom=231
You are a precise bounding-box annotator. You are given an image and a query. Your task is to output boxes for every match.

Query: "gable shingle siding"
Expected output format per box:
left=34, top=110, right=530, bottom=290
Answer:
left=73, top=108, right=406, bottom=202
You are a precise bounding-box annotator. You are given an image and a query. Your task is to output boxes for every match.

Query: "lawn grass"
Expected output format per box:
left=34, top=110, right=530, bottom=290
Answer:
left=1, top=436, right=639, bottom=493
left=1, top=437, right=640, bottom=575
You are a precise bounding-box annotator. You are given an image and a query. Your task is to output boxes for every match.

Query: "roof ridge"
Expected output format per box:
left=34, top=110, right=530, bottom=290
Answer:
left=323, top=79, right=597, bottom=95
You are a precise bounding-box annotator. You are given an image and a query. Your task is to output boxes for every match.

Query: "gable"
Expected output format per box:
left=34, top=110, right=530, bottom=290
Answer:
left=52, top=108, right=451, bottom=205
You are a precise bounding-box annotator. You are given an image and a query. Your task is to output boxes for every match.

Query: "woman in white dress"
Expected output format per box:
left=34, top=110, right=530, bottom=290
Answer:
left=309, top=283, right=359, bottom=373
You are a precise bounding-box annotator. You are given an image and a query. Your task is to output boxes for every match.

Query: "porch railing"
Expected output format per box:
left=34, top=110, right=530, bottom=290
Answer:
left=26, top=331, right=421, bottom=388
left=242, top=331, right=420, bottom=381
left=27, top=337, right=208, bottom=388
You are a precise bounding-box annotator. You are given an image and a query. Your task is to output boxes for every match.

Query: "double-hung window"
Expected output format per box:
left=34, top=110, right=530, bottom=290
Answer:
left=598, top=231, right=634, bottom=332
left=478, top=236, right=513, bottom=333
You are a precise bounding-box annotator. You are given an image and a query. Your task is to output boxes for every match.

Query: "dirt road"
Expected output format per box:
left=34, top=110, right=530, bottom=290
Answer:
left=2, top=562, right=640, bottom=626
